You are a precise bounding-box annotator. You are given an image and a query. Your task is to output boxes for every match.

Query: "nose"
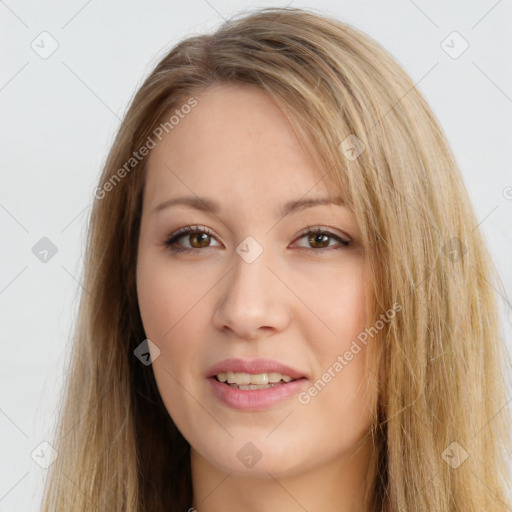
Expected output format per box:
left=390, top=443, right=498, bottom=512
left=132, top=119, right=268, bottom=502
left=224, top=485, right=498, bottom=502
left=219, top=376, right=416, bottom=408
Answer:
left=212, top=246, right=290, bottom=340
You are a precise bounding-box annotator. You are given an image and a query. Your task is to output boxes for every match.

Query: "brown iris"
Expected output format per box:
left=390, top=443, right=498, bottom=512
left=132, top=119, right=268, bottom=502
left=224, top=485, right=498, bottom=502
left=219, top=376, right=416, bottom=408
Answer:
left=189, top=233, right=211, bottom=248
left=308, top=232, right=330, bottom=249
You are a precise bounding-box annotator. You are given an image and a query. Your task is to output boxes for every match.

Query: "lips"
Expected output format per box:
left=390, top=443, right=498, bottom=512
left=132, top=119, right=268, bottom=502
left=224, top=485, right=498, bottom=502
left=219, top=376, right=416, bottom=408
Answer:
left=206, top=358, right=308, bottom=410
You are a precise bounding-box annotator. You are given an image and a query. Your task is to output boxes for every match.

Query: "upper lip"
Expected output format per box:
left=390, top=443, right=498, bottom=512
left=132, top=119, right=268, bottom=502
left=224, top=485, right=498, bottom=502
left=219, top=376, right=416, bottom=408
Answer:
left=206, top=358, right=308, bottom=380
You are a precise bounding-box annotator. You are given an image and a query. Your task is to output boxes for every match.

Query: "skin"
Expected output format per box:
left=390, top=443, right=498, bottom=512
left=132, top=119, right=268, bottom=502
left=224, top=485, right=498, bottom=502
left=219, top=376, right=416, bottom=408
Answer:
left=136, top=83, right=375, bottom=512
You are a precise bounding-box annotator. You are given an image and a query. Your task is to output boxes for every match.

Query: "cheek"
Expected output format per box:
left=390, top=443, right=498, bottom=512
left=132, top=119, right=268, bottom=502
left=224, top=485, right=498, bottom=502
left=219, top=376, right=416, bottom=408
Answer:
left=299, top=261, right=371, bottom=430
left=136, top=251, right=206, bottom=340
left=136, top=254, right=204, bottom=435
left=136, top=250, right=211, bottom=388
left=300, top=257, right=367, bottom=352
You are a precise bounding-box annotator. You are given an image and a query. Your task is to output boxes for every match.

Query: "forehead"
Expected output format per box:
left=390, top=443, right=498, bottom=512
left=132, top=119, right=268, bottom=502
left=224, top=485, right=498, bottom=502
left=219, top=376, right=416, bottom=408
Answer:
left=144, top=83, right=333, bottom=205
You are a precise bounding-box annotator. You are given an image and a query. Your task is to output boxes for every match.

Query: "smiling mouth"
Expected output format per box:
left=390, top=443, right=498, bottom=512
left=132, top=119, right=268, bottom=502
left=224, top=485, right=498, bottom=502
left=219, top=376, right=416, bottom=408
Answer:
left=214, top=371, right=302, bottom=390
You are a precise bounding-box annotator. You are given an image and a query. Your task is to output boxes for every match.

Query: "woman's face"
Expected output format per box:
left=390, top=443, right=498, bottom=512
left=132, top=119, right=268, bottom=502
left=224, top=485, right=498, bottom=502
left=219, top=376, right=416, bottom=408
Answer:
left=136, top=83, right=374, bottom=479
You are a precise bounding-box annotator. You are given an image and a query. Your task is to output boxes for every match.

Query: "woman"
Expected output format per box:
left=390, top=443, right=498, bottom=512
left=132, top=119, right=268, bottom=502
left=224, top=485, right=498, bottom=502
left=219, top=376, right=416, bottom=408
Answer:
left=41, top=6, right=512, bottom=511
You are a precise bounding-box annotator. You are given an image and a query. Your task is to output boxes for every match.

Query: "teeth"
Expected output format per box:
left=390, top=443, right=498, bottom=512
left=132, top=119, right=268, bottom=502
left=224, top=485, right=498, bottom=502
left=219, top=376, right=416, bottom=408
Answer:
left=216, top=371, right=295, bottom=385
left=268, top=372, right=282, bottom=383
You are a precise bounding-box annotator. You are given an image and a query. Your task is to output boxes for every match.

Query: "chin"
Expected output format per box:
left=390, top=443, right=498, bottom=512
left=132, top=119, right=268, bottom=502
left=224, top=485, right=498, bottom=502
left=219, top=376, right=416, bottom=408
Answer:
left=197, top=439, right=311, bottom=478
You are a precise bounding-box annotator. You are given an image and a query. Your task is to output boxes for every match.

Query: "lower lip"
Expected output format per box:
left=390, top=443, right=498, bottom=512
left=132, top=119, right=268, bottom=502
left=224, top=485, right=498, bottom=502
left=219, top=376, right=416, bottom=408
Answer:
left=208, top=377, right=307, bottom=411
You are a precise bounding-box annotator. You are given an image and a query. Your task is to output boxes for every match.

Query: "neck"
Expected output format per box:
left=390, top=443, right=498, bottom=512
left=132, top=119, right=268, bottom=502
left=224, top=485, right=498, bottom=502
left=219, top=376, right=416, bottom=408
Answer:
left=190, top=436, right=373, bottom=512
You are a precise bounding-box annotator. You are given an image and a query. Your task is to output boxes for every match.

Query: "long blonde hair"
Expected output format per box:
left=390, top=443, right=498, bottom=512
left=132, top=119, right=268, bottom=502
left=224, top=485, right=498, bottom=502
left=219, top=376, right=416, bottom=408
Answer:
left=41, top=6, right=512, bottom=511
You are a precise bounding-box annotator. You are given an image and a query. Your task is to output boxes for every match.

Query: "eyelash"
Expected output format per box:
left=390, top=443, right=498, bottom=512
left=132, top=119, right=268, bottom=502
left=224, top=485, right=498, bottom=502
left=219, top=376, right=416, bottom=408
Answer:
left=163, top=224, right=351, bottom=254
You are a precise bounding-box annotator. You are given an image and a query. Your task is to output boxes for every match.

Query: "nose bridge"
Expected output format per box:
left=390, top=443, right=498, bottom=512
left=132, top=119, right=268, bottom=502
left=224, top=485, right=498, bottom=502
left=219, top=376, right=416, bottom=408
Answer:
left=213, top=237, right=289, bottom=337
left=232, top=240, right=272, bottom=295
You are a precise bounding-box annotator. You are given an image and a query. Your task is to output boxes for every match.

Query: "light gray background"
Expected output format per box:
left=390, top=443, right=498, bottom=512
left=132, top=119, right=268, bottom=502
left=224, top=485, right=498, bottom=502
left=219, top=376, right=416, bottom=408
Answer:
left=1, top=1, right=511, bottom=510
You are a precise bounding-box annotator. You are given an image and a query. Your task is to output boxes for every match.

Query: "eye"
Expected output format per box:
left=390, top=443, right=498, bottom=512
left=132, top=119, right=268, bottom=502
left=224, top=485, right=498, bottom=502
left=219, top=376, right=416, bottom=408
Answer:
left=163, top=225, right=221, bottom=253
left=293, top=226, right=351, bottom=251
left=163, top=225, right=352, bottom=254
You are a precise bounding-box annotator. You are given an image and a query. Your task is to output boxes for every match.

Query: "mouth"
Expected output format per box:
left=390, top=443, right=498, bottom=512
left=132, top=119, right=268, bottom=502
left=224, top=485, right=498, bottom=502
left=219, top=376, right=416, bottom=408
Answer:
left=206, top=358, right=308, bottom=410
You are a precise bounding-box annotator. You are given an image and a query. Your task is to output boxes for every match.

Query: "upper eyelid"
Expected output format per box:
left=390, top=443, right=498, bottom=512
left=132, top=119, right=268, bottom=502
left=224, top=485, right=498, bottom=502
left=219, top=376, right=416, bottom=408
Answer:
left=297, top=225, right=352, bottom=241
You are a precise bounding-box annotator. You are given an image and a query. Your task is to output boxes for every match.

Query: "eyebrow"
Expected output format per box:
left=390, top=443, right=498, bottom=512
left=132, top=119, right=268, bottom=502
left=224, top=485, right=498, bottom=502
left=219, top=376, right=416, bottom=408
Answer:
left=151, top=195, right=346, bottom=217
